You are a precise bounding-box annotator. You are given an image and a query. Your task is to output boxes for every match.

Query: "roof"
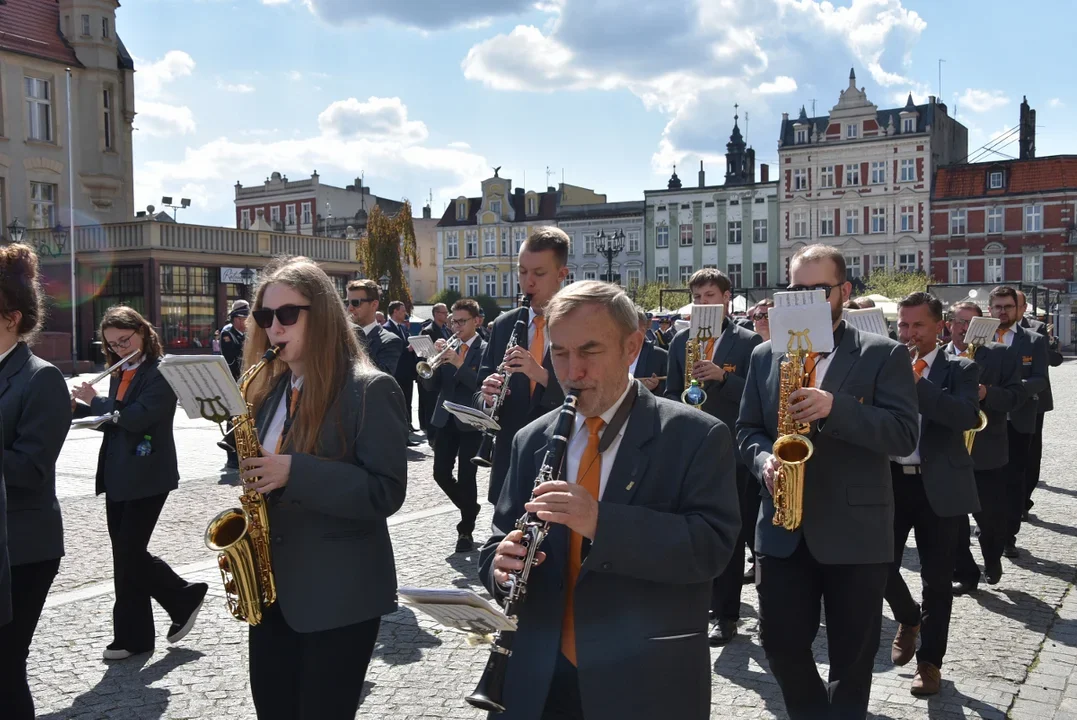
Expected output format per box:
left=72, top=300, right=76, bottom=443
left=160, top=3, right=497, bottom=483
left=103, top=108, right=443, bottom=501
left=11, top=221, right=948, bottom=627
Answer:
left=779, top=102, right=936, bottom=147
left=555, top=200, right=645, bottom=221
left=437, top=188, right=560, bottom=227
left=0, top=0, right=83, bottom=67
left=934, top=155, right=1077, bottom=200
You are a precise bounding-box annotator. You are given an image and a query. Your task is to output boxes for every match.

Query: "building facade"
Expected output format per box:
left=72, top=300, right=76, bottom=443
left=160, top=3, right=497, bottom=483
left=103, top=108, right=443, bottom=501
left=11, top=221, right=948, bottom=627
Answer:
left=555, top=201, right=645, bottom=289
left=1, top=0, right=136, bottom=235
left=644, top=117, right=780, bottom=292
left=409, top=205, right=439, bottom=304
left=777, top=69, right=968, bottom=282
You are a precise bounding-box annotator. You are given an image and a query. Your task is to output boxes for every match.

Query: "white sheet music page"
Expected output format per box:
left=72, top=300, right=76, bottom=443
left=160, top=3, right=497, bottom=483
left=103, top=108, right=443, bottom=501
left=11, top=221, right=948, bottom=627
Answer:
left=158, top=355, right=246, bottom=419
left=769, top=290, right=835, bottom=354
left=966, top=316, right=1001, bottom=346
left=845, top=308, right=889, bottom=336
left=407, top=335, right=436, bottom=359
left=398, top=587, right=517, bottom=633
left=688, top=304, right=724, bottom=342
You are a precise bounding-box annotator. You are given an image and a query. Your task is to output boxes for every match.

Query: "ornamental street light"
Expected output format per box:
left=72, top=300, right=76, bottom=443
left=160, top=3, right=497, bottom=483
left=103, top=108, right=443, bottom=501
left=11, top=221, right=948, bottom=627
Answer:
left=7, top=217, right=26, bottom=244
left=594, top=229, right=626, bottom=285
left=380, top=274, right=390, bottom=292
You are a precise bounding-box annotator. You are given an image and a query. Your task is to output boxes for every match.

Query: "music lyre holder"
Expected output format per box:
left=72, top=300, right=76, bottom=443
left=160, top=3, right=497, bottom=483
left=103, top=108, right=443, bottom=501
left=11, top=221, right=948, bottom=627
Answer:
left=196, top=396, right=233, bottom=436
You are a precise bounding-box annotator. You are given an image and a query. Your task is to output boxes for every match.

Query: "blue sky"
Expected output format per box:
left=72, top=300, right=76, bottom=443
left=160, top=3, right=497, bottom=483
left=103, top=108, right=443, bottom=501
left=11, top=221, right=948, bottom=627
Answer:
left=119, top=0, right=1074, bottom=227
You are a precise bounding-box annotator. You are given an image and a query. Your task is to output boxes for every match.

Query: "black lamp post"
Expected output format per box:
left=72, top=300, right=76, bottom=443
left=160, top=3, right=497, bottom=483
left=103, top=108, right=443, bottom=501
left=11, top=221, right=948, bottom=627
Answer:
left=7, top=217, right=26, bottom=245
left=595, top=229, right=625, bottom=285
left=380, top=273, right=390, bottom=292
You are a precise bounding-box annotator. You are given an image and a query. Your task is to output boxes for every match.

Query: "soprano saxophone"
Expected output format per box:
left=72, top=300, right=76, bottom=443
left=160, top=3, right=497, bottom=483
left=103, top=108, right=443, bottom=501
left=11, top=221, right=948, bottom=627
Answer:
left=771, top=330, right=814, bottom=531
left=205, top=346, right=281, bottom=625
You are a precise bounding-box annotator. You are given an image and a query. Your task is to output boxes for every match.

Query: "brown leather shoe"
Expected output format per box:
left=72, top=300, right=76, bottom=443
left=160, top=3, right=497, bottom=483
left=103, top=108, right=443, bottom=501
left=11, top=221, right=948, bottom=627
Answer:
left=911, top=662, right=941, bottom=696
left=891, top=623, right=920, bottom=666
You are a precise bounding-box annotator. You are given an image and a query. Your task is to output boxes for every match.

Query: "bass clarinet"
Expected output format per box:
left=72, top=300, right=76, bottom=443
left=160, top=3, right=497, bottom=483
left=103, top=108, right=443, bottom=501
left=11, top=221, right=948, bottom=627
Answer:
left=472, top=294, right=532, bottom=468
left=466, top=390, right=580, bottom=713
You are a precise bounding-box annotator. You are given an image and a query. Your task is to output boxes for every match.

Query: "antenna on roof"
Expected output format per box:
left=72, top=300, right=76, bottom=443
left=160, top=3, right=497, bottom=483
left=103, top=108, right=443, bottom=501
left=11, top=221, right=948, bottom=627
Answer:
left=745, top=111, right=749, bottom=145
left=811, top=99, right=816, bottom=117
left=938, top=58, right=945, bottom=99
left=546, top=166, right=554, bottom=188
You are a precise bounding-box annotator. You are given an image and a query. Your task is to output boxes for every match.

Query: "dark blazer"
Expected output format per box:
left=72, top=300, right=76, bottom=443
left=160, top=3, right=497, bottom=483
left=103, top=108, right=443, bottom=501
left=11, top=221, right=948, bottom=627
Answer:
left=1020, top=318, right=1061, bottom=411
left=258, top=365, right=408, bottom=633
left=421, top=336, right=486, bottom=431
left=0, top=430, right=11, bottom=627
left=633, top=341, right=668, bottom=397
left=219, top=323, right=245, bottom=380
left=737, top=323, right=919, bottom=565
left=384, top=320, right=417, bottom=381
left=946, top=342, right=1025, bottom=471
left=1, top=344, right=70, bottom=566
left=654, top=327, right=674, bottom=350
left=75, top=359, right=180, bottom=502
left=666, top=320, right=762, bottom=463
left=357, top=323, right=403, bottom=377
left=421, top=321, right=451, bottom=344
left=478, top=385, right=740, bottom=720
left=1006, top=324, right=1049, bottom=433
left=913, top=351, right=981, bottom=517
left=474, top=307, right=564, bottom=504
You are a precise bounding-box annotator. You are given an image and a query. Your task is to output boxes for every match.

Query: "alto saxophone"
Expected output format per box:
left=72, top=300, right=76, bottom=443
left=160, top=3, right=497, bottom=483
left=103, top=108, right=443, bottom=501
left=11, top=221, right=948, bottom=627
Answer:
left=771, top=329, right=815, bottom=531
left=962, top=340, right=989, bottom=454
left=205, top=346, right=281, bottom=625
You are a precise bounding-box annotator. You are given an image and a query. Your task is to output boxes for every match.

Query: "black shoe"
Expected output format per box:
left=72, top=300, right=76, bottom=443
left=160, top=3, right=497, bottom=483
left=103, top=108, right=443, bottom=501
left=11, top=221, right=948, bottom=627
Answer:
left=1021, top=510, right=1029, bottom=521
left=709, top=620, right=737, bottom=646
left=1003, top=542, right=1019, bottom=559
left=742, top=565, right=756, bottom=585
left=216, top=440, right=232, bottom=453
left=455, top=534, right=474, bottom=553
left=167, top=583, right=209, bottom=644
left=952, top=580, right=979, bottom=596
left=985, top=558, right=1003, bottom=585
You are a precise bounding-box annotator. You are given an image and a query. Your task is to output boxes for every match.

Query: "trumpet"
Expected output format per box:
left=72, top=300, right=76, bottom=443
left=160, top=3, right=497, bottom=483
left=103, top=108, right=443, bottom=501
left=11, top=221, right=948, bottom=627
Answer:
left=417, top=333, right=462, bottom=379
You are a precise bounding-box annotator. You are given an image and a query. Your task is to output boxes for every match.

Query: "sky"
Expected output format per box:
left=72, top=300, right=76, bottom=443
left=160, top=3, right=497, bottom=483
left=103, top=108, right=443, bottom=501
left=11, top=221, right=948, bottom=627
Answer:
left=119, top=0, right=1075, bottom=227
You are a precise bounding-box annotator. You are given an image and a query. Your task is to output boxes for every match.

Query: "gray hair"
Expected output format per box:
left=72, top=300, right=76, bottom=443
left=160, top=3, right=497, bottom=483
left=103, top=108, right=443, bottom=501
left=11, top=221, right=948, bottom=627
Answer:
left=432, top=303, right=448, bottom=313
left=545, top=280, right=638, bottom=339
left=635, top=305, right=648, bottom=327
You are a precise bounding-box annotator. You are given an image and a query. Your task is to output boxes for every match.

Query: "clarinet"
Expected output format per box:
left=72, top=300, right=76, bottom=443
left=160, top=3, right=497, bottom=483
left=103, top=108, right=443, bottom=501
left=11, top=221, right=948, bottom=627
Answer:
left=466, top=390, right=580, bottom=713
left=472, top=294, right=532, bottom=468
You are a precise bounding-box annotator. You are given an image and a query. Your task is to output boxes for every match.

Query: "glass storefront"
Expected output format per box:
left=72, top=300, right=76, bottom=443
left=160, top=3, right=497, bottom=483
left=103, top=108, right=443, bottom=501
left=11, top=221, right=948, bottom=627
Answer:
left=91, top=265, right=146, bottom=361
left=160, top=265, right=216, bottom=350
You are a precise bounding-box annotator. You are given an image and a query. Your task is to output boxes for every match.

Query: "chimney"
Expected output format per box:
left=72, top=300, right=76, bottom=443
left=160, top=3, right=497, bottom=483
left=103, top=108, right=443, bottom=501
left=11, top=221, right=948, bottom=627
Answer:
left=1020, top=96, right=1036, bottom=160
left=422, top=204, right=432, bottom=219
left=760, top=164, right=770, bottom=183
left=698, top=160, right=705, bottom=188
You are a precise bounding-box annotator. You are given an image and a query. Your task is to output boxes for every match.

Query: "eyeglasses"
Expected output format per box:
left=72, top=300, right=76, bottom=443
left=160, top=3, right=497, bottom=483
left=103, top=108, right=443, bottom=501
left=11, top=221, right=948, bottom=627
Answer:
left=990, top=303, right=1016, bottom=312
left=346, top=298, right=373, bottom=308
left=252, top=305, right=311, bottom=329
left=787, top=284, right=841, bottom=298
left=750, top=312, right=769, bottom=321
left=106, top=331, right=137, bottom=351
left=450, top=317, right=473, bottom=326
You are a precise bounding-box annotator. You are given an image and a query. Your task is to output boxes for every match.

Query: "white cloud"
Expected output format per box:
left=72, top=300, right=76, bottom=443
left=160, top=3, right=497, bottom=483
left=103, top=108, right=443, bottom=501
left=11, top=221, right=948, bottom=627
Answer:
left=448, top=141, right=471, bottom=149
left=216, top=79, right=255, bottom=93
left=317, top=97, right=428, bottom=143
left=753, top=76, right=797, bottom=95
left=1049, top=97, right=1064, bottom=108
left=957, top=88, right=1010, bottom=113
left=136, top=50, right=195, bottom=100
left=137, top=102, right=197, bottom=137
left=262, top=0, right=290, bottom=5
left=287, top=70, right=303, bottom=81
left=299, top=0, right=533, bottom=30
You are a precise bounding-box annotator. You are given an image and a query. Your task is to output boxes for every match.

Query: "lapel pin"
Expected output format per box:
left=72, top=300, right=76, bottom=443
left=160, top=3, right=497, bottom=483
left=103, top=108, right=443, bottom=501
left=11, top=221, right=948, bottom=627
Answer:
left=625, top=481, right=635, bottom=491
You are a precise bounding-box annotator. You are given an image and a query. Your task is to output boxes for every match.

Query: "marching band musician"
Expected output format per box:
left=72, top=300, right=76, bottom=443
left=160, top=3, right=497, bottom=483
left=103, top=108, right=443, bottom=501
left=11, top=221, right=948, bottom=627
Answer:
left=71, top=306, right=208, bottom=661
left=240, top=257, right=408, bottom=719
left=631, top=307, right=667, bottom=396
left=947, top=302, right=1026, bottom=595
left=477, top=227, right=569, bottom=504
left=665, top=268, right=761, bottom=646
left=0, top=243, right=71, bottom=718
left=346, top=278, right=403, bottom=376
left=654, top=315, right=675, bottom=349
left=737, top=245, right=918, bottom=720
left=479, top=280, right=739, bottom=720
left=884, top=292, right=981, bottom=696
left=421, top=299, right=488, bottom=553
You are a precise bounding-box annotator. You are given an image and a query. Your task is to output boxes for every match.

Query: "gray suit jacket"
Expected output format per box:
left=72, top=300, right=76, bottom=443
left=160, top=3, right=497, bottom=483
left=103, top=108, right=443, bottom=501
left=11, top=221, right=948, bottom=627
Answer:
left=737, top=323, right=919, bottom=565
left=1006, top=324, right=1049, bottom=433
left=1, top=344, right=70, bottom=566
left=357, top=324, right=403, bottom=377
left=913, top=351, right=981, bottom=517
left=257, top=365, right=408, bottom=632
left=666, top=320, right=762, bottom=463
left=421, top=337, right=486, bottom=431
left=946, top=342, right=1025, bottom=470
left=478, top=384, right=739, bottom=720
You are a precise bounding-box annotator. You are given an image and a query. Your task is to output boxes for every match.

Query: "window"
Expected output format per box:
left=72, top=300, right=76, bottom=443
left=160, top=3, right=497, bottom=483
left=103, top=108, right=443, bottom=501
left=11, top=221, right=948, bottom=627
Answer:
left=627, top=231, right=640, bottom=253
left=527, top=196, right=537, bottom=215
left=491, top=199, right=502, bottom=216
left=728, top=221, right=742, bottom=244
left=583, top=270, right=597, bottom=281
left=987, top=206, right=1003, bottom=234
left=447, top=276, right=460, bottom=293
left=483, top=228, right=496, bottom=256
left=457, top=202, right=467, bottom=221
left=513, top=227, right=526, bottom=252
left=793, top=168, right=808, bottom=191
left=502, top=273, right=511, bottom=298
left=679, top=224, right=693, bottom=246
left=270, top=206, right=280, bottom=224
left=91, top=266, right=145, bottom=337
left=25, top=77, right=53, bottom=142
left=871, top=161, right=886, bottom=185
left=727, top=263, right=742, bottom=288
left=871, top=207, right=886, bottom=234
left=656, top=266, right=669, bottom=284
left=845, top=255, right=862, bottom=279
left=29, top=182, right=56, bottom=228
left=301, top=202, right=312, bottom=224
left=1024, top=253, right=1043, bottom=282
left=563, top=272, right=576, bottom=287
left=103, top=88, right=113, bottom=149
left=656, top=226, right=669, bottom=248
left=819, top=166, right=835, bottom=188
left=900, top=159, right=916, bottom=183
left=950, top=209, right=966, bottom=236
left=81, top=14, right=90, bottom=36
left=286, top=204, right=296, bottom=225
left=989, top=171, right=1004, bottom=189
left=102, top=16, right=110, bottom=39
left=465, top=231, right=478, bottom=258
left=584, top=233, right=596, bottom=255
left=793, top=211, right=807, bottom=239
left=845, top=165, right=860, bottom=186
left=500, top=228, right=509, bottom=256
left=159, top=265, right=217, bottom=350
left=900, top=205, right=915, bottom=232
left=627, top=268, right=641, bottom=288
left=820, top=210, right=834, bottom=236
left=446, top=231, right=459, bottom=259
left=950, top=257, right=967, bottom=284
left=986, top=255, right=1003, bottom=283
left=795, top=128, right=807, bottom=144
left=703, top=223, right=717, bottom=245
left=466, top=274, right=479, bottom=296
left=873, top=253, right=888, bottom=272
left=753, top=219, right=768, bottom=244
left=898, top=253, right=917, bottom=272
left=753, top=262, right=768, bottom=287
left=679, top=265, right=693, bottom=285
left=846, top=123, right=859, bottom=139
left=240, top=209, right=251, bottom=230
left=484, top=273, right=497, bottom=296
left=903, top=117, right=915, bottom=133
left=1025, top=205, right=1043, bottom=232
left=845, top=208, right=860, bottom=235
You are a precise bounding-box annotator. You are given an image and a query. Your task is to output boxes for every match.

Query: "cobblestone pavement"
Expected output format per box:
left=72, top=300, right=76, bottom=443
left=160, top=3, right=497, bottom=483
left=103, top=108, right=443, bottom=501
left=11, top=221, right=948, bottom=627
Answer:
left=23, top=363, right=1077, bottom=718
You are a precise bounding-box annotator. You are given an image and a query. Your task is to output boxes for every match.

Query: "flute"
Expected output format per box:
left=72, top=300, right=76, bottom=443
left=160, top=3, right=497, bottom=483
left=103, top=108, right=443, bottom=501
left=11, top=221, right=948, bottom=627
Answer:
left=73, top=350, right=140, bottom=402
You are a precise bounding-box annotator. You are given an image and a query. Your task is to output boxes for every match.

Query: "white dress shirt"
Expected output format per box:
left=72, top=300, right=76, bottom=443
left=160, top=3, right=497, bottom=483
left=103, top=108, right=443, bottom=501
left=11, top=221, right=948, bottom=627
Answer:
left=996, top=326, right=1015, bottom=347
left=563, top=378, right=634, bottom=500
left=361, top=321, right=381, bottom=337
left=628, top=349, right=641, bottom=377
left=890, top=346, right=938, bottom=466
left=263, top=375, right=304, bottom=454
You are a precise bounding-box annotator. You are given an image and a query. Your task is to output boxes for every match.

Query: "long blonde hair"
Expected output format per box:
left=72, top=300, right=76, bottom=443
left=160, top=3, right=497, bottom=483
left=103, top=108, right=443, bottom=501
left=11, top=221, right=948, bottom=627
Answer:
left=242, top=256, right=372, bottom=455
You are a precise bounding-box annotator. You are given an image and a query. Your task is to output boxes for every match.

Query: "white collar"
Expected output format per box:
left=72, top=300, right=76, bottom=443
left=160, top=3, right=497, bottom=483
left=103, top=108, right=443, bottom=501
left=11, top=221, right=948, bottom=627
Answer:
left=361, top=321, right=381, bottom=335
left=578, top=376, right=634, bottom=430
left=290, top=375, right=304, bottom=391
left=0, top=341, right=19, bottom=366
left=917, top=346, right=940, bottom=368
left=528, top=306, right=540, bottom=326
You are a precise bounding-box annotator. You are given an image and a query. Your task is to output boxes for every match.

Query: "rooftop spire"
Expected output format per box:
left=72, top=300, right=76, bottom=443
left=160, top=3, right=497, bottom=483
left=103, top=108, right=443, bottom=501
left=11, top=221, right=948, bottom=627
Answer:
left=848, top=67, right=857, bottom=89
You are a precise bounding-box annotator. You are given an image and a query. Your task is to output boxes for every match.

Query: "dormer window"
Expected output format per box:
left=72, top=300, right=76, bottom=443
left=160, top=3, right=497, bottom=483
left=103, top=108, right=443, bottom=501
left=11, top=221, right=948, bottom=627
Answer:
left=491, top=199, right=502, bottom=216
left=456, top=201, right=467, bottom=221
left=528, top=196, right=537, bottom=215
left=795, top=128, right=807, bottom=144
left=989, top=171, right=1004, bottom=190
left=902, top=117, right=915, bottom=133
left=846, top=123, right=859, bottom=139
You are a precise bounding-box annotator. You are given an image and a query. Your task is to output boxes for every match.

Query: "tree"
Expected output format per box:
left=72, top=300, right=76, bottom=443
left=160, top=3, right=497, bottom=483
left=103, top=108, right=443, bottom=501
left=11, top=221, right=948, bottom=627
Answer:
left=428, top=288, right=462, bottom=308
left=356, top=201, right=420, bottom=310
left=428, top=289, right=502, bottom=323
left=863, top=270, right=932, bottom=300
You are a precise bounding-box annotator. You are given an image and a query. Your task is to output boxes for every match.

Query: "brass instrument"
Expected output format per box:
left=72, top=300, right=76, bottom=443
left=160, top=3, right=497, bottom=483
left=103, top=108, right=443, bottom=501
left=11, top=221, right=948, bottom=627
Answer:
left=417, top=332, right=462, bottom=379
left=204, top=346, right=281, bottom=625
left=771, top=329, right=815, bottom=531
left=962, top=340, right=989, bottom=454
left=473, top=295, right=532, bottom=468
left=680, top=327, right=712, bottom=408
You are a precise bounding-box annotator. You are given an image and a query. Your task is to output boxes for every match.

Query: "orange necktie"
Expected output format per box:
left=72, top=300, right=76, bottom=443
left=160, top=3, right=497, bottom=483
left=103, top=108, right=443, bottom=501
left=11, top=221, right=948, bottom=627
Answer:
left=995, top=328, right=1005, bottom=343
left=703, top=337, right=716, bottom=361
left=116, top=368, right=137, bottom=402
left=274, top=387, right=300, bottom=454
left=529, top=315, right=546, bottom=395
left=913, top=357, right=928, bottom=379
left=561, top=416, right=604, bottom=666
left=804, top=352, right=822, bottom=388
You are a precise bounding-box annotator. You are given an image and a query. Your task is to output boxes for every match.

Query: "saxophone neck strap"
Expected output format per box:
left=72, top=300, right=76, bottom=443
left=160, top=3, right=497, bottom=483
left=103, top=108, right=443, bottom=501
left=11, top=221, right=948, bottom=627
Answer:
left=597, top=381, right=638, bottom=454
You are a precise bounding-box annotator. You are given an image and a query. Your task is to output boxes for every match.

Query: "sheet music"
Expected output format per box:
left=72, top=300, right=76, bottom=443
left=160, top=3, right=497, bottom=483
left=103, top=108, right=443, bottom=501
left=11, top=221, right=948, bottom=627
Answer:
left=442, top=401, right=502, bottom=432
left=769, top=291, right=835, bottom=354
left=966, top=316, right=1001, bottom=346
left=407, top=335, right=436, bottom=359
left=688, top=304, right=724, bottom=341
left=398, top=587, right=517, bottom=633
left=773, top=289, right=828, bottom=308
left=845, top=308, right=889, bottom=336
left=72, top=412, right=120, bottom=430
left=158, top=355, right=246, bottom=419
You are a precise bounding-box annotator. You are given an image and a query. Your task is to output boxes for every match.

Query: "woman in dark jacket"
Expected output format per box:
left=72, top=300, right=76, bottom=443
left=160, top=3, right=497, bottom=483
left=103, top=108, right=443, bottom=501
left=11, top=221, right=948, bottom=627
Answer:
left=0, top=243, right=70, bottom=718
left=72, top=306, right=207, bottom=660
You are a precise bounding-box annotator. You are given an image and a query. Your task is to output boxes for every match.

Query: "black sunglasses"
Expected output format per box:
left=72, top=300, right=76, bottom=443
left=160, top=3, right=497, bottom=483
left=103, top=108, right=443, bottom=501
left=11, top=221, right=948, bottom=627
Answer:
left=252, top=305, right=311, bottom=329
left=346, top=298, right=373, bottom=308
left=787, top=284, right=841, bottom=298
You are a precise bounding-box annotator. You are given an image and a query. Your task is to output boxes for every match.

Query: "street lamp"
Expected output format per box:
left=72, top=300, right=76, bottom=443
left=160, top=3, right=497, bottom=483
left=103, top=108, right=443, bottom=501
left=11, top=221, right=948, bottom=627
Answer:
left=380, top=273, right=390, bottom=292
left=7, top=217, right=26, bottom=244
left=594, top=229, right=626, bottom=285
left=161, top=196, right=191, bottom=221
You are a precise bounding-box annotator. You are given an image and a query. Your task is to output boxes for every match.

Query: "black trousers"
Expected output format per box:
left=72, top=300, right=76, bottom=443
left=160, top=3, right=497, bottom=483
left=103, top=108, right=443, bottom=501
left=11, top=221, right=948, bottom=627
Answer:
left=433, top=423, right=482, bottom=536
left=757, top=540, right=889, bottom=720
left=0, top=558, right=60, bottom=720
left=883, top=465, right=960, bottom=669
left=106, top=493, right=194, bottom=650
left=396, top=376, right=414, bottom=425
left=540, top=652, right=584, bottom=720
left=249, top=603, right=380, bottom=720
left=954, top=467, right=1008, bottom=584
left=418, top=385, right=437, bottom=432
left=1024, top=412, right=1046, bottom=510
left=712, top=464, right=759, bottom=621
left=1004, top=423, right=1033, bottom=543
